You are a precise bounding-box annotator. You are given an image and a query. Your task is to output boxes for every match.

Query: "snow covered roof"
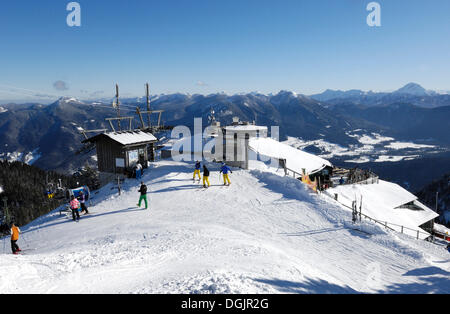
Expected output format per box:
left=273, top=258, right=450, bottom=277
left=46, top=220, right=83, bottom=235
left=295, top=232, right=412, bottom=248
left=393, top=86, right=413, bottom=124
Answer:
left=84, top=131, right=157, bottom=146
left=327, top=180, right=439, bottom=239
left=106, top=131, right=157, bottom=145
left=225, top=125, right=268, bottom=132
left=248, top=137, right=332, bottom=175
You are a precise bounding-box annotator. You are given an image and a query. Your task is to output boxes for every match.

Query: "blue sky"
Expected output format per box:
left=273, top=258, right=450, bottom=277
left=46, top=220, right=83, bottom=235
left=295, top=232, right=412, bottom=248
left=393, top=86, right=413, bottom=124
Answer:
left=0, top=0, right=449, bottom=103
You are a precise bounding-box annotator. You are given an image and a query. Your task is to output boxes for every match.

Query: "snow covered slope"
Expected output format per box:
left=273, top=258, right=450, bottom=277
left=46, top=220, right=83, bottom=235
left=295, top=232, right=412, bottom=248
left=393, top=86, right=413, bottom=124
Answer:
left=0, top=160, right=449, bottom=294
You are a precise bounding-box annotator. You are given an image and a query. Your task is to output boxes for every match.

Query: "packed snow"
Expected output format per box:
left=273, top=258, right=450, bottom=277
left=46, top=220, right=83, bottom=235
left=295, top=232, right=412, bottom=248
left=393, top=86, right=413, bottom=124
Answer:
left=0, top=160, right=448, bottom=294
left=249, top=137, right=332, bottom=174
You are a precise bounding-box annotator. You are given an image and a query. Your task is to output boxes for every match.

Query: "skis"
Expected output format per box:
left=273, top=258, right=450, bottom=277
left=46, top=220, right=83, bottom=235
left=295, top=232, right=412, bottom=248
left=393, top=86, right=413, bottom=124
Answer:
left=13, top=248, right=35, bottom=255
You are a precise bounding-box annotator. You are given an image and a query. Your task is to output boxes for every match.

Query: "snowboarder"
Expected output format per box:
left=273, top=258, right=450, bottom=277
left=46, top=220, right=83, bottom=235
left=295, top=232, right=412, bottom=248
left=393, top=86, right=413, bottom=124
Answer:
left=78, top=190, right=89, bottom=214
left=70, top=195, right=81, bottom=222
left=339, top=177, right=345, bottom=185
left=137, top=181, right=148, bottom=209
left=193, top=161, right=201, bottom=181
left=202, top=165, right=210, bottom=188
left=220, top=163, right=232, bottom=186
left=10, top=223, right=21, bottom=255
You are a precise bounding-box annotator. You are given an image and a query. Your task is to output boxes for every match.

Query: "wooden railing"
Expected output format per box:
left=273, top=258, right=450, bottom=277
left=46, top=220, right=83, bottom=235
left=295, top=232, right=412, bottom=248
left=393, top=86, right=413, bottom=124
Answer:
left=321, top=190, right=432, bottom=240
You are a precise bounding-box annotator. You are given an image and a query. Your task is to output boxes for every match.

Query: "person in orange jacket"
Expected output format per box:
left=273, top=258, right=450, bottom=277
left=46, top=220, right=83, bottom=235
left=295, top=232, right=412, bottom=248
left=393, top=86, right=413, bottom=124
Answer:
left=10, top=223, right=21, bottom=255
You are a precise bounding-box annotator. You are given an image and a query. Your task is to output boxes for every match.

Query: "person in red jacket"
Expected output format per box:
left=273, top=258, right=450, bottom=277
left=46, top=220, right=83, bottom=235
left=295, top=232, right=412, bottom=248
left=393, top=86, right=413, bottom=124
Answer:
left=10, top=223, right=21, bottom=255
left=70, top=195, right=81, bottom=222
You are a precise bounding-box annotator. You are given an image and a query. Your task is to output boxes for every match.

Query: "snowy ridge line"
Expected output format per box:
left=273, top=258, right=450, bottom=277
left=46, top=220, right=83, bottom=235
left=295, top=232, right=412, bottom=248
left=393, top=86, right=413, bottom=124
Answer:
left=320, top=190, right=430, bottom=240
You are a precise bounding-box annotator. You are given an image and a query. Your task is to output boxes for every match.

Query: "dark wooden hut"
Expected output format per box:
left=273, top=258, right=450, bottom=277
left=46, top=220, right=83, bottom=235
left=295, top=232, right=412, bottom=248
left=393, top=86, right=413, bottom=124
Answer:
left=83, top=130, right=157, bottom=182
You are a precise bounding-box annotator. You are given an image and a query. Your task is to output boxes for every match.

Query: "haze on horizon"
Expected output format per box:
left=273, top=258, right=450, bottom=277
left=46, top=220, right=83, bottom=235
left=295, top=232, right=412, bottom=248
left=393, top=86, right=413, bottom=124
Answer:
left=0, top=0, right=449, bottom=103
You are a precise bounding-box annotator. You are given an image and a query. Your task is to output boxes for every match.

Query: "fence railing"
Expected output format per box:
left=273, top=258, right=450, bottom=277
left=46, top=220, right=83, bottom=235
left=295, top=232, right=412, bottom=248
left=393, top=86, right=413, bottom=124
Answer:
left=285, top=167, right=302, bottom=179
left=321, top=190, right=432, bottom=240
left=283, top=167, right=447, bottom=244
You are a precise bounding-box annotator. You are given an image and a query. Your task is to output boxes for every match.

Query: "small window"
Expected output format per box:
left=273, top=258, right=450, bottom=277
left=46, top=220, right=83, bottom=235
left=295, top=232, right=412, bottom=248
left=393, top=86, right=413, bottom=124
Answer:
left=115, top=158, right=125, bottom=168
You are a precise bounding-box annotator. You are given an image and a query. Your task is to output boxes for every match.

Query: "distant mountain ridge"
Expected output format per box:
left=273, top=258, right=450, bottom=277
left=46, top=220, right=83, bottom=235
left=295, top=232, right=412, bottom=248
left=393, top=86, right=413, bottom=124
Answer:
left=310, top=83, right=450, bottom=108
left=0, top=92, right=383, bottom=172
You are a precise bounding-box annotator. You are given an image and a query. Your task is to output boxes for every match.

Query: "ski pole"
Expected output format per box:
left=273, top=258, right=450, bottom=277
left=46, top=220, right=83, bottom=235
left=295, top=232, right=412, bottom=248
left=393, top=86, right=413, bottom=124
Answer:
left=21, top=233, right=27, bottom=246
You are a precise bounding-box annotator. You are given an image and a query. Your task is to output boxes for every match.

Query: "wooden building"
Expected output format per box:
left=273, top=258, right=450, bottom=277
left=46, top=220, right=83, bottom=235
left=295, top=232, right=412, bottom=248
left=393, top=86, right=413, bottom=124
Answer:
left=83, top=130, right=157, bottom=185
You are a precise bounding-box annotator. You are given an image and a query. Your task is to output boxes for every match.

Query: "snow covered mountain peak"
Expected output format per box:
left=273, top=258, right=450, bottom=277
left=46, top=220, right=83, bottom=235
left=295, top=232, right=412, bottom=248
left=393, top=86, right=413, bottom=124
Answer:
left=394, top=83, right=433, bottom=96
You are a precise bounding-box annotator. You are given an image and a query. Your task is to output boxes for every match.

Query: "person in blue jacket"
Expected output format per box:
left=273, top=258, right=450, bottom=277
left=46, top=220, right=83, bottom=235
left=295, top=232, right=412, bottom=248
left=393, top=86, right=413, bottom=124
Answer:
left=193, top=161, right=202, bottom=181
left=220, top=163, right=233, bottom=186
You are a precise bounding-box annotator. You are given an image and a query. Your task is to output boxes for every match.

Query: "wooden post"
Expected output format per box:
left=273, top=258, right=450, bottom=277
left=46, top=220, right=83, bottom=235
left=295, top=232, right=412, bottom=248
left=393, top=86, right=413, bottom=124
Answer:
left=359, top=195, right=363, bottom=222
left=157, top=111, right=162, bottom=129
left=108, top=119, right=115, bottom=132
left=436, top=192, right=439, bottom=212
left=117, top=176, right=121, bottom=196
left=401, top=226, right=404, bottom=234
left=115, top=84, right=121, bottom=131
left=136, top=107, right=145, bottom=130
left=417, top=230, right=420, bottom=240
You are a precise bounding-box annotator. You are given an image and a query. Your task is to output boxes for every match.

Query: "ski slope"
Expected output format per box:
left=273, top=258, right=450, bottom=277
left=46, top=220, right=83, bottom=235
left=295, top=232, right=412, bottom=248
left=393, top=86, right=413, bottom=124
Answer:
left=0, top=160, right=449, bottom=294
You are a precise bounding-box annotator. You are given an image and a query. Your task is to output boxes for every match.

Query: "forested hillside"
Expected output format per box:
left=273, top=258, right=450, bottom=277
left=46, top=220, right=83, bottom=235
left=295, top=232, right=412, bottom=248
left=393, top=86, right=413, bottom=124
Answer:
left=0, top=161, right=97, bottom=231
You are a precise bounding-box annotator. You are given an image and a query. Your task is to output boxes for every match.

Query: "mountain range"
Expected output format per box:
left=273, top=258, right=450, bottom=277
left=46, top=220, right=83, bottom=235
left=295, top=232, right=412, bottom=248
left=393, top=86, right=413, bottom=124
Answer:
left=0, top=83, right=449, bottom=191
left=311, top=83, right=450, bottom=108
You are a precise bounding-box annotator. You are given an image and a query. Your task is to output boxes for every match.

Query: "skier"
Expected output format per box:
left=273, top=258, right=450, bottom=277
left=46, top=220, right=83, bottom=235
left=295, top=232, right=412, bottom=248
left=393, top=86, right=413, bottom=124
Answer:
left=10, top=223, right=21, bottom=255
left=78, top=190, right=89, bottom=215
left=70, top=195, right=81, bottom=222
left=202, top=165, right=210, bottom=188
left=220, top=163, right=232, bottom=186
left=193, top=161, right=201, bottom=181
left=137, top=181, right=148, bottom=209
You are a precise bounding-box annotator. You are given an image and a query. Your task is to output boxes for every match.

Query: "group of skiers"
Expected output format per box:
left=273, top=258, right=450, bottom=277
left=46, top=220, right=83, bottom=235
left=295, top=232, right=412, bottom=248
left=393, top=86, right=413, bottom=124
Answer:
left=194, top=161, right=233, bottom=188
left=5, top=160, right=450, bottom=256
left=69, top=190, right=89, bottom=222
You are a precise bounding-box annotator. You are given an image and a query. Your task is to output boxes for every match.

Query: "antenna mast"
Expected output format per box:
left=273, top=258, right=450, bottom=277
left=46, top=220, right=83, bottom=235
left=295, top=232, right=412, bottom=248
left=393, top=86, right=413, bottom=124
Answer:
left=145, top=83, right=151, bottom=129
left=115, top=84, right=121, bottom=131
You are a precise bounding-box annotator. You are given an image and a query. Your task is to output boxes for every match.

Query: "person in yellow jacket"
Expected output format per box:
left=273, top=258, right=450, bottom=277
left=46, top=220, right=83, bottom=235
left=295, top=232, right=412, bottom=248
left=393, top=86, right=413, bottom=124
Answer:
left=10, top=223, right=21, bottom=255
